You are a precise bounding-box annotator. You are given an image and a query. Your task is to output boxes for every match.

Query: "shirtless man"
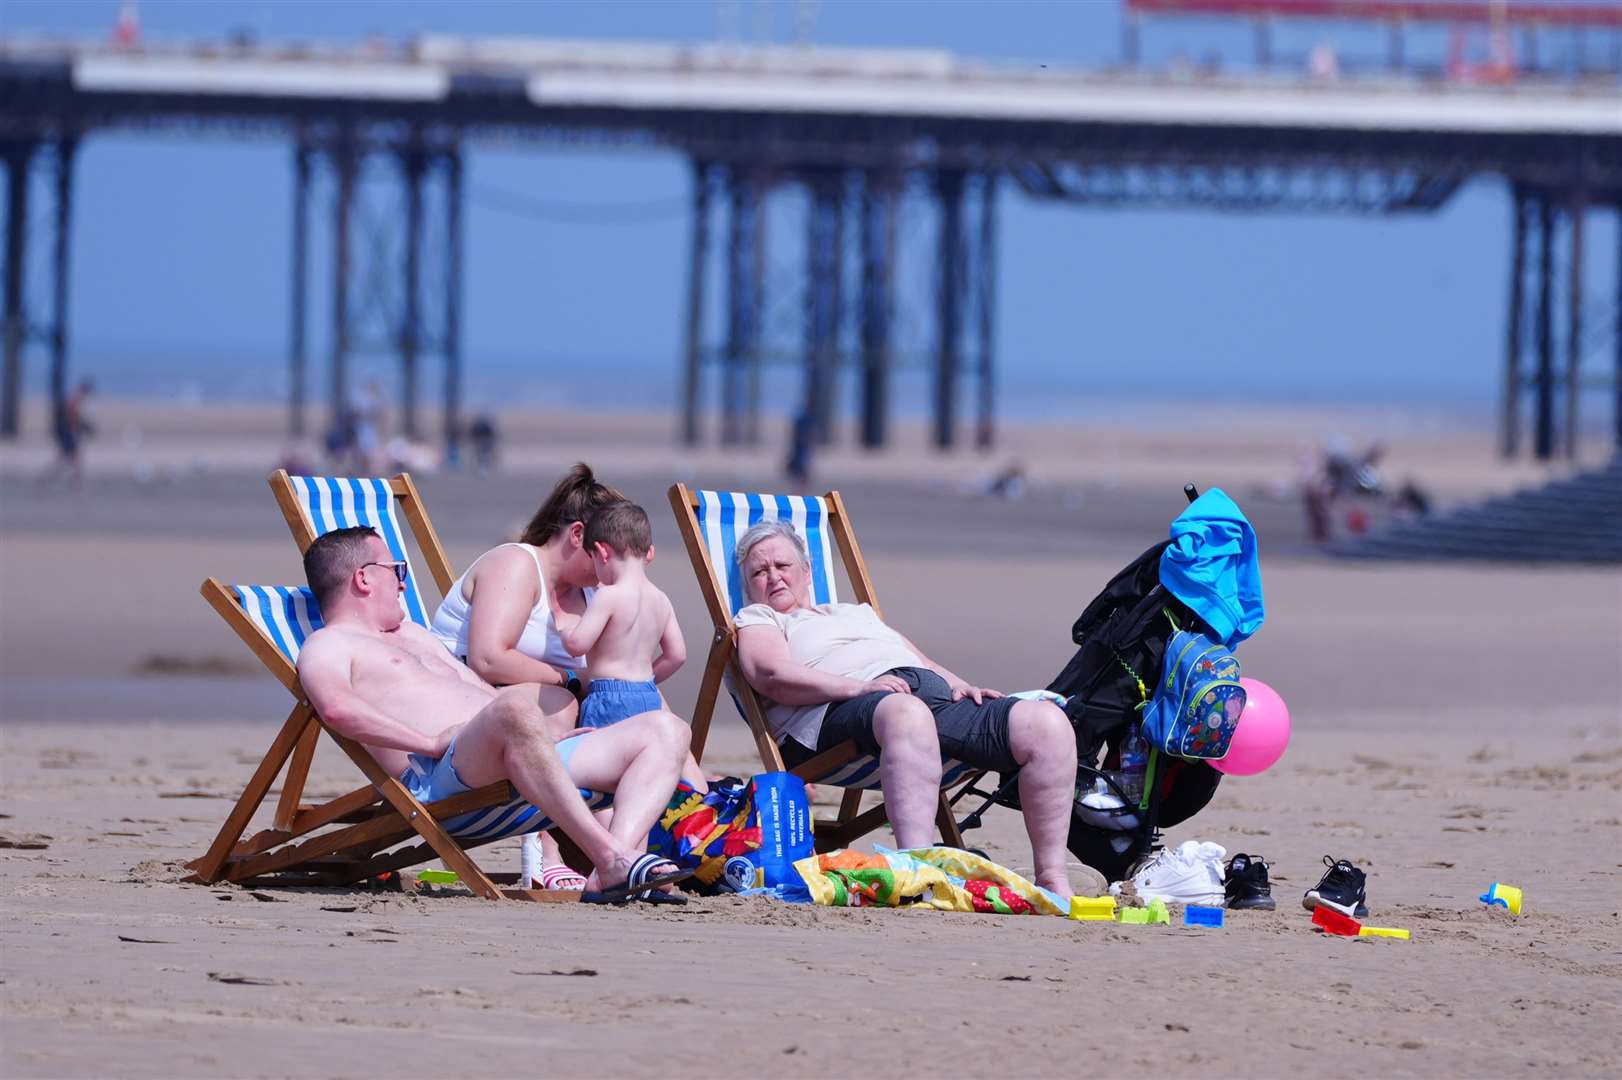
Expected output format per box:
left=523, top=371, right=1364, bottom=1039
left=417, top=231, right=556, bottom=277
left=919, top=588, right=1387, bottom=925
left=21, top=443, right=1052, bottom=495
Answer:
left=295, top=525, right=692, bottom=899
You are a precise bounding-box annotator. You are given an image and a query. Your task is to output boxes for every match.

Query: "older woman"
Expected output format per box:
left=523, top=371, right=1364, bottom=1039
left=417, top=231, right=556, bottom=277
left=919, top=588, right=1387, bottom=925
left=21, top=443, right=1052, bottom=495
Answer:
left=732, top=520, right=1079, bottom=898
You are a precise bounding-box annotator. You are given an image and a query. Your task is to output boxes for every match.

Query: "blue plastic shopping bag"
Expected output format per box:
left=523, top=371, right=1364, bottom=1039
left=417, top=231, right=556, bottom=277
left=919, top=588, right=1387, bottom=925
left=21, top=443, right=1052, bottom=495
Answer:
left=739, top=772, right=814, bottom=903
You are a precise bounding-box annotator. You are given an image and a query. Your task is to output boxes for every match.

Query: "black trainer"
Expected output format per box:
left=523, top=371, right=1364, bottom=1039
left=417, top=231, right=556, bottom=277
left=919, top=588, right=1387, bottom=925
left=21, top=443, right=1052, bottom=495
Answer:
left=1224, top=852, right=1276, bottom=911
left=1302, top=855, right=1369, bottom=918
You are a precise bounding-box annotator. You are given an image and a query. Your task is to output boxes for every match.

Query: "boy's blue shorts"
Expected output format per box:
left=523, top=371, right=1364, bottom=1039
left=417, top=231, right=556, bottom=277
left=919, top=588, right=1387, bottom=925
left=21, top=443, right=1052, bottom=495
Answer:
left=579, top=678, right=662, bottom=729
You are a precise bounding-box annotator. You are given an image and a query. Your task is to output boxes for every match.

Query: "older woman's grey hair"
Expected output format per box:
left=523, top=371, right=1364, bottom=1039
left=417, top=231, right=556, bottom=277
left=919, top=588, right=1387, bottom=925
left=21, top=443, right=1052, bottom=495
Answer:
left=735, top=519, right=810, bottom=567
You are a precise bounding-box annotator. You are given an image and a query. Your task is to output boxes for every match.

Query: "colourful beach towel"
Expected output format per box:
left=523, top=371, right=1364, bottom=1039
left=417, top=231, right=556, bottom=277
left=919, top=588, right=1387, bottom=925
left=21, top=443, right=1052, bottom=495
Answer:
left=788, top=846, right=1068, bottom=916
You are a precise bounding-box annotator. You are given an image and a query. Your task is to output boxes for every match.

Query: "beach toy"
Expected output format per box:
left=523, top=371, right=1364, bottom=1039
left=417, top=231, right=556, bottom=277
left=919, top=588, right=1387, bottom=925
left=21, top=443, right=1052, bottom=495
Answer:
left=1310, top=906, right=1362, bottom=936
left=1184, top=905, right=1224, bottom=928
left=1358, top=926, right=1411, bottom=940
left=1069, top=895, right=1117, bottom=921
left=1120, top=898, right=1171, bottom=925
left=1479, top=882, right=1523, bottom=915
left=1211, top=678, right=1290, bottom=776
left=417, top=869, right=460, bottom=885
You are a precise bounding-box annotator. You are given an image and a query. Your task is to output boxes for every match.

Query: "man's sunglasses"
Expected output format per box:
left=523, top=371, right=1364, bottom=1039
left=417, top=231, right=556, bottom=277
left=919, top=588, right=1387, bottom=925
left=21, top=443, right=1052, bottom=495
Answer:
left=360, top=560, right=409, bottom=584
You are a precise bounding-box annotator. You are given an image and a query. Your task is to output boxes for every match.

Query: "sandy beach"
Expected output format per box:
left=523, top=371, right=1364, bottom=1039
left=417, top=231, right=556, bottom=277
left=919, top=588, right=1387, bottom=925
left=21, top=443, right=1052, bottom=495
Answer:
left=1, top=401, right=1619, bottom=1077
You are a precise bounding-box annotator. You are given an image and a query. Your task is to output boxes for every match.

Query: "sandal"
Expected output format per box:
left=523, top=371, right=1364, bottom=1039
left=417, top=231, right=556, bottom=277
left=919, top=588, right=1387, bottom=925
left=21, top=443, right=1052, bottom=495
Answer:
left=538, top=864, right=588, bottom=892
left=581, top=853, right=694, bottom=905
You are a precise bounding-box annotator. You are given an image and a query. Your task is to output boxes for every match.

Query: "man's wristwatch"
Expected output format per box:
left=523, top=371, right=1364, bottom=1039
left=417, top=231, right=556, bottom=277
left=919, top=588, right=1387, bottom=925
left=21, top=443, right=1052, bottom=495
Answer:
left=563, top=668, right=584, bottom=700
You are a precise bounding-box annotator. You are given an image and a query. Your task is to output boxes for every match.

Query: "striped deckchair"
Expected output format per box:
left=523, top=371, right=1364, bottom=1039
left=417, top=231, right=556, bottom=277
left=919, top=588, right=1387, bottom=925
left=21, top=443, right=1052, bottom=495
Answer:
left=668, top=484, right=981, bottom=852
left=268, top=470, right=455, bottom=618
left=187, top=578, right=610, bottom=900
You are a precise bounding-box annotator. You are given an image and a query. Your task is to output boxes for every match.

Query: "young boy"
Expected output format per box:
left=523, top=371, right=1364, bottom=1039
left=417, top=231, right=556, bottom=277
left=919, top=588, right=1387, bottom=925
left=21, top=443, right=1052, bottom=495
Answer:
left=561, top=501, right=687, bottom=728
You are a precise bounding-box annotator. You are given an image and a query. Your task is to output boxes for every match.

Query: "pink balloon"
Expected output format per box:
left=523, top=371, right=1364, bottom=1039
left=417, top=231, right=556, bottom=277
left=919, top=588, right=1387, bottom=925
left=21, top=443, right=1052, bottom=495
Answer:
left=1212, top=677, right=1291, bottom=776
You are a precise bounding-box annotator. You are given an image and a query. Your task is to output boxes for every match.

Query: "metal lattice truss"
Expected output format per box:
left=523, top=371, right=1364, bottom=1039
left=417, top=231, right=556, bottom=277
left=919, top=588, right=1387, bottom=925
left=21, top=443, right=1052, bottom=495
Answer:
left=682, top=164, right=997, bottom=449
left=286, top=124, right=463, bottom=443
left=1501, top=185, right=1622, bottom=460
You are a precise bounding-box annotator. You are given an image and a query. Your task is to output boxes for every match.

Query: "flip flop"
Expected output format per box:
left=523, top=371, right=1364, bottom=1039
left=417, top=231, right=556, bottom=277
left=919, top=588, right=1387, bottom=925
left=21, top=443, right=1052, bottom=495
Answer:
left=539, top=864, right=588, bottom=892
left=581, top=853, right=694, bottom=905
left=637, top=887, right=689, bottom=906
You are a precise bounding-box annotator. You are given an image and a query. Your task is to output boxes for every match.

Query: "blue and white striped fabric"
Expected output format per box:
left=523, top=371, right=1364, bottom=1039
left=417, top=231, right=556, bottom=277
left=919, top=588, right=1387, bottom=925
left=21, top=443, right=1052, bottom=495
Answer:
left=232, top=583, right=613, bottom=841
left=399, top=758, right=614, bottom=842
left=691, top=490, right=977, bottom=793
left=692, top=490, right=840, bottom=617
left=235, top=585, right=324, bottom=663
left=286, top=475, right=429, bottom=627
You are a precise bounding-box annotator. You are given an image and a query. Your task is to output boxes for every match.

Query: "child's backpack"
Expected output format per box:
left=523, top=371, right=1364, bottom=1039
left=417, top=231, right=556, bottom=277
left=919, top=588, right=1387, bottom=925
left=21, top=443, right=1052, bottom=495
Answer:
left=1140, top=624, right=1245, bottom=761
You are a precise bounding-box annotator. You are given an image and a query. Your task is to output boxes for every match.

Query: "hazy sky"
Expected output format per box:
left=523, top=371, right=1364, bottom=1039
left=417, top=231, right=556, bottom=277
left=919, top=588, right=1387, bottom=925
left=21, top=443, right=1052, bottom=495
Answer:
left=3, top=0, right=1617, bottom=422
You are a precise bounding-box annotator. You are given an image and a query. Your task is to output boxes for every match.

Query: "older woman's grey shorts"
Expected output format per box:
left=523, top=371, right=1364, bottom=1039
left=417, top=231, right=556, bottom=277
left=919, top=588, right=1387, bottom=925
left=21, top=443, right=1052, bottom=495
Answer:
left=780, top=666, right=1019, bottom=774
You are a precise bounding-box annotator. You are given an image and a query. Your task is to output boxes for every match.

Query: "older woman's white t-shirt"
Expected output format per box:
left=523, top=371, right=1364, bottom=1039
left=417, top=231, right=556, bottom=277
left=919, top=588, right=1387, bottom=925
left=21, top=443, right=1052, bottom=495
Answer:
left=733, top=601, right=923, bottom=749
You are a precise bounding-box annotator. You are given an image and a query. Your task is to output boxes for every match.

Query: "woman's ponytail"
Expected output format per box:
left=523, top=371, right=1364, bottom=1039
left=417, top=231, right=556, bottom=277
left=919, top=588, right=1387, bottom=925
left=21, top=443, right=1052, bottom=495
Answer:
left=519, top=463, right=626, bottom=545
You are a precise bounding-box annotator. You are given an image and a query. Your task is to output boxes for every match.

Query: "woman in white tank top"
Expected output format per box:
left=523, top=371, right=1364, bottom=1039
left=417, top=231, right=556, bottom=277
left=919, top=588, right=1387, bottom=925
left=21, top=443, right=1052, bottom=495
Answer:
left=428, top=464, right=626, bottom=889
left=432, top=464, right=617, bottom=690
left=432, top=542, right=591, bottom=681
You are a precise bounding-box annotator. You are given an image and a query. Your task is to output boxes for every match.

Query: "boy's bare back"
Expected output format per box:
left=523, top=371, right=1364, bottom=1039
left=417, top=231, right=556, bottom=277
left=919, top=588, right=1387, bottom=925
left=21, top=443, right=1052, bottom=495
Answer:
left=566, top=576, right=682, bottom=683
left=563, top=502, right=687, bottom=686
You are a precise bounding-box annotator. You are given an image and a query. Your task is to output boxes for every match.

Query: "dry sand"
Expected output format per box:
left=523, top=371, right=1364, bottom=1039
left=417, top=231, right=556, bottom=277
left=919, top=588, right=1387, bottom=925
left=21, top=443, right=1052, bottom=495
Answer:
left=1, top=403, right=1619, bottom=1077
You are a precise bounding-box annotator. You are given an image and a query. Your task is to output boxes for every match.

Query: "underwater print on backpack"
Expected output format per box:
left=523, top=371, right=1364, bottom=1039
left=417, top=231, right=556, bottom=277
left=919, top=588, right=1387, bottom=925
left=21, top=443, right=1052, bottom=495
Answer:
left=1175, top=653, right=1245, bottom=758
left=1141, top=629, right=1247, bottom=761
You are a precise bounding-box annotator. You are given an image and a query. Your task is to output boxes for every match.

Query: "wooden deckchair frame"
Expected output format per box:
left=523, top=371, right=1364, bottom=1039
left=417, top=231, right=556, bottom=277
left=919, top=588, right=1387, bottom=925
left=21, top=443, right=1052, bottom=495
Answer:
left=186, top=578, right=578, bottom=901
left=668, top=483, right=979, bottom=852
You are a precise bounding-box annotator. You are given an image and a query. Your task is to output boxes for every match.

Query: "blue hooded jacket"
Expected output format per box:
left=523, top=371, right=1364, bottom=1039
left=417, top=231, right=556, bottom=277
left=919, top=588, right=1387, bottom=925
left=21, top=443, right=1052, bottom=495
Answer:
left=1159, top=488, right=1265, bottom=647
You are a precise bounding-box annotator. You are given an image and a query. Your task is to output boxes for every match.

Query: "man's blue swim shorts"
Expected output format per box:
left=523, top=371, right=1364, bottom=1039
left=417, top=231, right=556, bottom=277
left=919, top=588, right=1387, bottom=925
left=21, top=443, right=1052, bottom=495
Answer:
left=401, top=732, right=595, bottom=818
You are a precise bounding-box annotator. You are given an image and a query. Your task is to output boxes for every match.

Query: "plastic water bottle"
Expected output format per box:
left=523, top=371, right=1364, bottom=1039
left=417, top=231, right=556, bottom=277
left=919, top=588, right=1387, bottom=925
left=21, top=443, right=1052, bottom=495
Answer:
left=1118, top=721, right=1149, bottom=805
left=520, top=832, right=541, bottom=889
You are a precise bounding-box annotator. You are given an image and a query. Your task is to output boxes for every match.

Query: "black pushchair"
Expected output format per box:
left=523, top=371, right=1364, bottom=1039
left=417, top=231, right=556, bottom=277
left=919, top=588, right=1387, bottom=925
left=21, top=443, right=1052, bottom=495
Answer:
left=951, top=485, right=1224, bottom=883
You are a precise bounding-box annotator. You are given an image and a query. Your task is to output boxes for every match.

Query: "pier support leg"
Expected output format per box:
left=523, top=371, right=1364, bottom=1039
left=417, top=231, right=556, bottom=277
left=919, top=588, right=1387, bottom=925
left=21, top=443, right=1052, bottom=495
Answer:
left=1, top=141, right=34, bottom=439
left=46, top=137, right=76, bottom=439
left=680, top=160, right=712, bottom=447
left=289, top=143, right=310, bottom=438
left=1534, top=193, right=1555, bottom=461
left=933, top=169, right=965, bottom=450
left=442, top=148, right=464, bottom=463
left=1501, top=184, right=1528, bottom=459
left=975, top=171, right=998, bottom=451
left=859, top=172, right=897, bottom=450
left=802, top=168, right=843, bottom=446
left=723, top=167, right=765, bottom=447
left=1563, top=190, right=1584, bottom=460
left=330, top=134, right=356, bottom=433
left=399, top=145, right=427, bottom=442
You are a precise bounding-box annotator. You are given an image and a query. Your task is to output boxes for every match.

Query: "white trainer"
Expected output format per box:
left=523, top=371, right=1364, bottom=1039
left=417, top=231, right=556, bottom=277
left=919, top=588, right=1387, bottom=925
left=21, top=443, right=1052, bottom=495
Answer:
left=1112, top=840, right=1227, bottom=905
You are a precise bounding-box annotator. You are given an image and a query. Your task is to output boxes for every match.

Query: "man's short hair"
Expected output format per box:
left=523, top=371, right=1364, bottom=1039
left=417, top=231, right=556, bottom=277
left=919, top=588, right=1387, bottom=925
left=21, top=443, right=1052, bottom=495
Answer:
left=303, top=526, right=380, bottom=606
left=735, top=519, right=809, bottom=568
left=584, top=501, right=652, bottom=557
